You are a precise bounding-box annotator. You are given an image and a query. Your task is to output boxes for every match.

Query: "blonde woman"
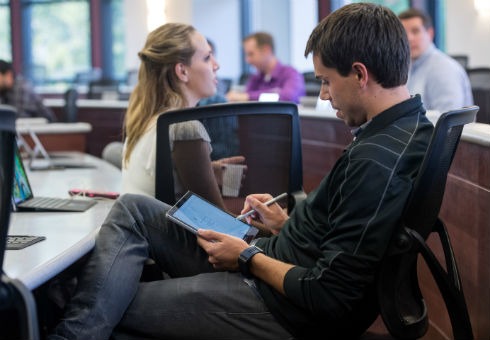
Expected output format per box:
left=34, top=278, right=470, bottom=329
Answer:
left=122, top=23, right=243, bottom=208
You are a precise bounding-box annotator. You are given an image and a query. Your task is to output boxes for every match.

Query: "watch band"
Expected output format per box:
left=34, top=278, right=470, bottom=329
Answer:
left=238, top=245, right=264, bottom=278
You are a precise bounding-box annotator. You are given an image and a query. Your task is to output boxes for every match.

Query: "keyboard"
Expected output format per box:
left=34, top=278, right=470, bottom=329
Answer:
left=6, top=235, right=46, bottom=250
left=21, top=197, right=71, bottom=209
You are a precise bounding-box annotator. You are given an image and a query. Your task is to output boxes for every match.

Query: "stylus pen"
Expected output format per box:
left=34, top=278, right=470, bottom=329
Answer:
left=236, top=192, right=288, bottom=221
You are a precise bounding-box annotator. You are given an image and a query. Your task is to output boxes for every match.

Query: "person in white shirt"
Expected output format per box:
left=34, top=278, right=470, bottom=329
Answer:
left=122, top=23, right=244, bottom=208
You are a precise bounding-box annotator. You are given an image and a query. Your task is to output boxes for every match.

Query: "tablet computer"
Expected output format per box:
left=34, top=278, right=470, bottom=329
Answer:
left=166, top=191, right=258, bottom=243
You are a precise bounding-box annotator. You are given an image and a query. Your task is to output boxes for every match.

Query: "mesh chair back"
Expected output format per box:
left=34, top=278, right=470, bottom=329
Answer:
left=378, top=106, right=478, bottom=340
left=466, top=68, right=490, bottom=124
left=303, top=71, right=322, bottom=97
left=87, top=79, right=120, bottom=99
left=63, top=88, right=78, bottom=122
left=467, top=67, right=490, bottom=90
left=155, top=102, right=303, bottom=214
left=402, top=106, right=478, bottom=239
left=450, top=55, right=469, bottom=69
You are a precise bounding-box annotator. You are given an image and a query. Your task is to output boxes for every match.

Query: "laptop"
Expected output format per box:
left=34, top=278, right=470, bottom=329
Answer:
left=28, top=156, right=97, bottom=171
left=11, top=143, right=97, bottom=212
left=22, top=129, right=96, bottom=170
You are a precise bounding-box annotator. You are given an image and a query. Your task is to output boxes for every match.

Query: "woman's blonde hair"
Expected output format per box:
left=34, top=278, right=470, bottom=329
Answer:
left=123, top=23, right=196, bottom=165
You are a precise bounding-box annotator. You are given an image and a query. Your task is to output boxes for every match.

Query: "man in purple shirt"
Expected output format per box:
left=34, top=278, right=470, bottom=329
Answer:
left=226, top=32, right=305, bottom=103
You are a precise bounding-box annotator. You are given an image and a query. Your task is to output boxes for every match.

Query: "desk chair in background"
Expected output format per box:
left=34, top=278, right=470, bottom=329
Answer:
left=302, top=71, right=322, bottom=97
left=466, top=68, right=490, bottom=124
left=449, top=55, right=469, bottom=70
left=375, top=106, right=478, bottom=339
left=101, top=141, right=123, bottom=170
left=63, top=88, right=78, bottom=123
left=155, top=102, right=305, bottom=215
left=87, top=79, right=120, bottom=100
left=0, top=105, right=40, bottom=340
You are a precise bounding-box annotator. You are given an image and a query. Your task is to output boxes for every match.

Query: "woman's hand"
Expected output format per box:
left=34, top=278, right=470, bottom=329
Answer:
left=211, top=156, right=246, bottom=187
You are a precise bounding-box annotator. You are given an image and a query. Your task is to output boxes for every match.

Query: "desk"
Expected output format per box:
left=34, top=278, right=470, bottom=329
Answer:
left=16, top=120, right=92, bottom=154
left=44, top=98, right=127, bottom=157
left=299, top=107, right=490, bottom=339
left=4, top=153, right=121, bottom=290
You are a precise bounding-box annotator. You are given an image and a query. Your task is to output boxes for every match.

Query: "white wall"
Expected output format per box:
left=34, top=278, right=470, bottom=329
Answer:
left=123, top=0, right=490, bottom=80
left=250, top=0, right=291, bottom=66
left=123, top=0, right=194, bottom=73
left=123, top=0, right=148, bottom=71
left=192, top=0, right=241, bottom=81
left=446, top=0, right=490, bottom=68
left=249, top=0, right=317, bottom=72
left=289, top=0, right=316, bottom=72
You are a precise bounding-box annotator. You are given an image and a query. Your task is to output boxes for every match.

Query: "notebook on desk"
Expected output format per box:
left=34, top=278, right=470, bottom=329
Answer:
left=11, top=143, right=97, bottom=212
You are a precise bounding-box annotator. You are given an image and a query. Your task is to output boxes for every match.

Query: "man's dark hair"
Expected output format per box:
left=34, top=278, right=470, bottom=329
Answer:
left=244, top=32, right=275, bottom=54
left=304, top=3, right=410, bottom=88
left=398, top=8, right=433, bottom=29
left=0, top=60, right=13, bottom=75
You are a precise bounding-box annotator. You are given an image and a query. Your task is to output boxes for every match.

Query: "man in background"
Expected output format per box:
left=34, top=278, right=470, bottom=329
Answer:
left=226, top=32, right=305, bottom=103
left=0, top=60, right=56, bottom=121
left=399, top=8, right=473, bottom=113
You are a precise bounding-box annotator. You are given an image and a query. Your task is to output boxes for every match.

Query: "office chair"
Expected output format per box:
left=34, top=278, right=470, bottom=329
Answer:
left=87, top=79, right=120, bottom=100
left=0, top=105, right=39, bottom=340
left=302, top=71, right=322, bottom=97
left=63, top=88, right=78, bottom=122
left=466, top=68, right=490, bottom=123
left=466, top=67, right=490, bottom=89
left=376, top=106, right=478, bottom=340
left=101, top=141, right=123, bottom=169
left=217, top=78, right=232, bottom=96
left=155, top=102, right=304, bottom=214
left=238, top=73, right=251, bottom=85
left=449, top=55, right=469, bottom=70
left=73, top=68, right=102, bottom=85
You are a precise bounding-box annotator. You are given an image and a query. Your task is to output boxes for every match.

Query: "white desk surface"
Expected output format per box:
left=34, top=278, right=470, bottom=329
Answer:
left=15, top=121, right=92, bottom=134
left=4, top=153, right=122, bottom=290
left=16, top=117, right=49, bottom=125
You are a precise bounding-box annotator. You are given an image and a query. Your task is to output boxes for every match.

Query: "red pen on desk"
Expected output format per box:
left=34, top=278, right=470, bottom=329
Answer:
left=68, top=189, right=120, bottom=199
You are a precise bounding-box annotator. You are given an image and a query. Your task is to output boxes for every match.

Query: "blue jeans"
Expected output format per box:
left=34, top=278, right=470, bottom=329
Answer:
left=49, top=194, right=293, bottom=340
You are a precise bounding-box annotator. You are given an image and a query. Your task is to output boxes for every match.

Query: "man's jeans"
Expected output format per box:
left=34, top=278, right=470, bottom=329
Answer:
left=49, top=194, right=293, bottom=340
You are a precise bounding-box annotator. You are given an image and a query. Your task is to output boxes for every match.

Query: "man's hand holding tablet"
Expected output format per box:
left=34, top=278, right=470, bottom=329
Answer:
left=166, top=191, right=259, bottom=243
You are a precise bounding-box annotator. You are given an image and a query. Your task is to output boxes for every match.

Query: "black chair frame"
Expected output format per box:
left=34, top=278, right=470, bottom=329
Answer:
left=155, top=102, right=304, bottom=210
left=0, top=105, right=40, bottom=340
left=377, top=106, right=478, bottom=340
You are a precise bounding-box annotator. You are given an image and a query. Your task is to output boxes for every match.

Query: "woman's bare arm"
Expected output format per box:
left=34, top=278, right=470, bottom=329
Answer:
left=172, top=139, right=226, bottom=209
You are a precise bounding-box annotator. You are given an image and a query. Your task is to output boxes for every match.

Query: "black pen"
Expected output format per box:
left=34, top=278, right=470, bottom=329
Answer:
left=236, top=192, right=288, bottom=221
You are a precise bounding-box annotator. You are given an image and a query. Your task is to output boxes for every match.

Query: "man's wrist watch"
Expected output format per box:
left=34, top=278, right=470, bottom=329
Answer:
left=238, top=245, right=264, bottom=278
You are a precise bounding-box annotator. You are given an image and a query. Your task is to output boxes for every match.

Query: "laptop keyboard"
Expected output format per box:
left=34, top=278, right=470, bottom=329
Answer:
left=6, top=235, right=46, bottom=250
left=21, top=197, right=71, bottom=209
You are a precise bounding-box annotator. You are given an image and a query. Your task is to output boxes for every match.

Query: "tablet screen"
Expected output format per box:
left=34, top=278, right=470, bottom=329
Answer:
left=166, top=191, right=258, bottom=243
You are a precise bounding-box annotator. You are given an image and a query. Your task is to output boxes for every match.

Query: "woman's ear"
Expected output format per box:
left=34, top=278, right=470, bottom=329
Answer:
left=175, top=63, right=188, bottom=82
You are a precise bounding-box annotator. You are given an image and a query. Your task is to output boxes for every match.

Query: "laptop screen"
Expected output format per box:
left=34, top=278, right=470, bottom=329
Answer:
left=12, top=144, right=34, bottom=206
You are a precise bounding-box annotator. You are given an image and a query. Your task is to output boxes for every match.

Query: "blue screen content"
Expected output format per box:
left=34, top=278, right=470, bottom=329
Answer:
left=12, top=148, right=32, bottom=204
left=173, top=194, right=250, bottom=238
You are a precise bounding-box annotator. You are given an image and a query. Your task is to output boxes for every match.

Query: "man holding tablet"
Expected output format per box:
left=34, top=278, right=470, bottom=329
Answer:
left=49, top=4, right=433, bottom=340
